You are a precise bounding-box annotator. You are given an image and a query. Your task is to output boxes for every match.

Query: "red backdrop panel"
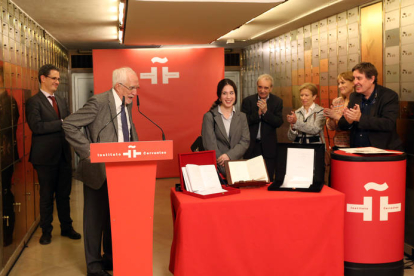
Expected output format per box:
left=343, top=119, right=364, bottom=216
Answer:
left=93, top=48, right=224, bottom=177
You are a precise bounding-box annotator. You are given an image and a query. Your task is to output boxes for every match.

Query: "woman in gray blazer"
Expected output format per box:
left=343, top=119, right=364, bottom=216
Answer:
left=201, top=79, right=250, bottom=176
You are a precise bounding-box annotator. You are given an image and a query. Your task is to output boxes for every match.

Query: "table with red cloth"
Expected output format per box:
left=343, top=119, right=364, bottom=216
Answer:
left=169, top=185, right=345, bottom=276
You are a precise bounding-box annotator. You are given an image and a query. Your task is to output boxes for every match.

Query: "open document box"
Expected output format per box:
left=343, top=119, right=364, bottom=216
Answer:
left=224, top=155, right=270, bottom=188
left=268, top=143, right=325, bottom=192
left=178, top=151, right=240, bottom=199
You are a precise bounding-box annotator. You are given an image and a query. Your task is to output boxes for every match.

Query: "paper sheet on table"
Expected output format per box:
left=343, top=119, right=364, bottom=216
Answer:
left=281, top=148, right=314, bottom=188
left=281, top=175, right=312, bottom=188
left=340, top=147, right=402, bottom=154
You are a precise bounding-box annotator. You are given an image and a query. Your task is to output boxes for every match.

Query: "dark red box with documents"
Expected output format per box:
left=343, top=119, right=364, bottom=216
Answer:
left=178, top=151, right=240, bottom=199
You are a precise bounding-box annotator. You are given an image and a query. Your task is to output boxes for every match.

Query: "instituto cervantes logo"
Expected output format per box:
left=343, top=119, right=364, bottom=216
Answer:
left=122, top=145, right=167, bottom=158
left=346, top=182, right=401, bottom=221
left=139, top=57, right=180, bottom=84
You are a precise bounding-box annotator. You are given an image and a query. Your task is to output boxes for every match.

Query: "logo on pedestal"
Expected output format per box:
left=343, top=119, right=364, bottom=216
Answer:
left=346, top=182, right=401, bottom=221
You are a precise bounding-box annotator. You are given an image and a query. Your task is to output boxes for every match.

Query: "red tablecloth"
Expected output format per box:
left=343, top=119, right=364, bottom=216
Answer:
left=169, top=186, right=345, bottom=276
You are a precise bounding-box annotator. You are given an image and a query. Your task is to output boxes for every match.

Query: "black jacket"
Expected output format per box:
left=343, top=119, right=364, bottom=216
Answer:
left=241, top=93, right=284, bottom=158
left=26, top=91, right=71, bottom=165
left=338, top=84, right=402, bottom=150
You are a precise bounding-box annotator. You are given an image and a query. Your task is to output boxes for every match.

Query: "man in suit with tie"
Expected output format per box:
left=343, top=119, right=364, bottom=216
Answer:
left=26, top=64, right=81, bottom=245
left=63, top=67, right=139, bottom=276
left=241, top=74, right=284, bottom=182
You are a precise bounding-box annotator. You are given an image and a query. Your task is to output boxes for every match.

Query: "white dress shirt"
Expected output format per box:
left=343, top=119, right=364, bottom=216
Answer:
left=112, top=89, right=131, bottom=142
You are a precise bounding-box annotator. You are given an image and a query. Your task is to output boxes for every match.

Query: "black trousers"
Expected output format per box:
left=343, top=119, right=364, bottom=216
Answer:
left=83, top=181, right=112, bottom=273
left=251, top=139, right=275, bottom=182
left=34, top=156, right=73, bottom=233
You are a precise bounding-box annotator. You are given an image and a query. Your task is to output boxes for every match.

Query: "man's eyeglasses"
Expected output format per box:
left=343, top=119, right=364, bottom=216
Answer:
left=119, top=83, right=139, bottom=90
left=47, top=76, right=61, bottom=81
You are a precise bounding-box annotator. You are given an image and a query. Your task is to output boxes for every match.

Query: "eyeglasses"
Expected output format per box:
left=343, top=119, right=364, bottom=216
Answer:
left=47, top=76, right=61, bottom=81
left=119, top=83, right=139, bottom=90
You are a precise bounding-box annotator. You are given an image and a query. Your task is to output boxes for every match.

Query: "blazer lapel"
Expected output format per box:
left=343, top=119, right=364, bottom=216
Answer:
left=212, top=109, right=230, bottom=145
left=107, top=91, right=118, bottom=135
left=38, top=91, right=59, bottom=119
left=228, top=112, right=240, bottom=144
left=369, top=89, right=379, bottom=117
left=55, top=94, right=67, bottom=118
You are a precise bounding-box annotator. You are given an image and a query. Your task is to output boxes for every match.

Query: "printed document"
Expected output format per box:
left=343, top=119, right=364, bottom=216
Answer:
left=281, top=148, right=314, bottom=188
left=340, top=147, right=402, bottom=154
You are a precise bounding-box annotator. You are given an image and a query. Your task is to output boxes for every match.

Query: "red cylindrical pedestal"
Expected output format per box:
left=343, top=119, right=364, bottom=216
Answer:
left=331, top=150, right=406, bottom=276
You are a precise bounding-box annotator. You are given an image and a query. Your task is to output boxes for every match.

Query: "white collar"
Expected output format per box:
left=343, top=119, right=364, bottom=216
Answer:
left=112, top=88, right=123, bottom=107
left=218, top=105, right=235, bottom=115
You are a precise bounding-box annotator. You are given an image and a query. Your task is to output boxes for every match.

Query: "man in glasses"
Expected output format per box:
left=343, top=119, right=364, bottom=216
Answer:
left=63, top=67, right=139, bottom=276
left=26, top=64, right=81, bottom=245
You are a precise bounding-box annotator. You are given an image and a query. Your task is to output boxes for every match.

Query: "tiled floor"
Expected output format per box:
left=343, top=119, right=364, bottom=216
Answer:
left=8, top=178, right=176, bottom=276
left=7, top=178, right=414, bottom=276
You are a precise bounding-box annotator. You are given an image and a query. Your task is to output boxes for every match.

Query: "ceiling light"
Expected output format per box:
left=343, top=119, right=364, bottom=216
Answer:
left=119, top=29, right=124, bottom=44
left=137, top=0, right=283, bottom=2
left=119, top=1, right=126, bottom=44
left=250, top=0, right=343, bottom=39
left=119, top=1, right=125, bottom=27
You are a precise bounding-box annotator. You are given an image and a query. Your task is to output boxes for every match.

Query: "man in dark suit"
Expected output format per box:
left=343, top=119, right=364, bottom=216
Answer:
left=63, top=67, right=139, bottom=276
left=26, top=64, right=81, bottom=245
left=241, top=74, right=284, bottom=182
left=338, top=62, right=403, bottom=150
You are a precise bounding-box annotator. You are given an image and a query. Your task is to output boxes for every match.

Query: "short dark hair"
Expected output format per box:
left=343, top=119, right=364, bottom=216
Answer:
left=352, top=62, right=378, bottom=84
left=209, top=78, right=238, bottom=111
left=38, top=64, right=59, bottom=83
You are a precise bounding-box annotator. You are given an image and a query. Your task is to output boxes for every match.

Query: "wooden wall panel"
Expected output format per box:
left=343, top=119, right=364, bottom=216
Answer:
left=361, top=2, right=383, bottom=85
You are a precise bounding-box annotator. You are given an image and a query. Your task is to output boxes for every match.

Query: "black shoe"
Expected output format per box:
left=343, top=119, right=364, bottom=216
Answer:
left=61, top=228, right=81, bottom=240
left=87, top=270, right=111, bottom=276
left=39, top=232, right=52, bottom=245
left=102, top=260, right=113, bottom=271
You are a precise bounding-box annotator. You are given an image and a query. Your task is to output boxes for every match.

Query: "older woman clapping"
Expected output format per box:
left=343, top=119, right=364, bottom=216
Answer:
left=287, top=83, right=325, bottom=144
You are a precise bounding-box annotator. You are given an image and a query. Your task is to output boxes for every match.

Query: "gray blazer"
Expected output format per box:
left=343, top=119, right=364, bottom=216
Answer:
left=201, top=106, right=250, bottom=164
left=62, top=90, right=138, bottom=189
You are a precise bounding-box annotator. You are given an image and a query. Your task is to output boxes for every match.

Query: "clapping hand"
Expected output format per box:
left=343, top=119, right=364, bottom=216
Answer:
left=286, top=111, right=297, bottom=130
left=257, top=99, right=267, bottom=115
left=323, top=105, right=341, bottom=120
left=343, top=104, right=361, bottom=123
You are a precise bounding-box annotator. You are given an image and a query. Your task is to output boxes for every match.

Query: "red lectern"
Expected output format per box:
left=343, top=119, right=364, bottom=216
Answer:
left=90, top=140, right=173, bottom=276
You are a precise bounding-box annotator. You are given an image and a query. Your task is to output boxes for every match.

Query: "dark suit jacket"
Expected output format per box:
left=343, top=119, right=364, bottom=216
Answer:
left=26, top=91, right=71, bottom=165
left=62, top=90, right=138, bottom=190
left=241, top=93, right=284, bottom=159
left=338, top=84, right=402, bottom=150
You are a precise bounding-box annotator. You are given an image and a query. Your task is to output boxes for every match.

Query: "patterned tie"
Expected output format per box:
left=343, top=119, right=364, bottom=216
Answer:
left=48, top=96, right=60, bottom=119
left=120, top=104, right=130, bottom=142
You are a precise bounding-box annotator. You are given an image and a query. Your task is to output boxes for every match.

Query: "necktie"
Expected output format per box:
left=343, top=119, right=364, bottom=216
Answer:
left=120, top=104, right=130, bottom=142
left=48, top=96, right=60, bottom=119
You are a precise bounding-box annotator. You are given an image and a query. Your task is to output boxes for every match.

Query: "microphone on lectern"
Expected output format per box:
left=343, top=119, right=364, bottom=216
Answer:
left=97, top=96, right=125, bottom=142
left=136, top=95, right=166, bottom=140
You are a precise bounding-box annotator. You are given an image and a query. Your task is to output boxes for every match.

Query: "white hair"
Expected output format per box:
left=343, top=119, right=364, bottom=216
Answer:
left=257, top=74, right=274, bottom=87
left=112, top=67, right=137, bottom=87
